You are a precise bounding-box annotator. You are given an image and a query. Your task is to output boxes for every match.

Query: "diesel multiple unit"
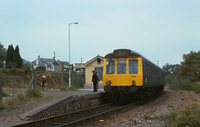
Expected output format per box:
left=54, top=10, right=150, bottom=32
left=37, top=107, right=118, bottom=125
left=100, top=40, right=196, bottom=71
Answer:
left=103, top=49, right=165, bottom=95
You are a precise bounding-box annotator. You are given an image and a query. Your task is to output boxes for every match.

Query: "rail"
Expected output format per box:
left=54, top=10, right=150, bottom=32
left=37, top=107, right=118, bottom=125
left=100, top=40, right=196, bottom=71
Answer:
left=13, top=92, right=162, bottom=127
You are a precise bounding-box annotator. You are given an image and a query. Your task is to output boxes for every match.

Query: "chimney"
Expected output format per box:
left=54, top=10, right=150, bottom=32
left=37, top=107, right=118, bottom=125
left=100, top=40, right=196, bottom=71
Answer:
left=37, top=55, right=40, bottom=65
left=53, top=51, right=55, bottom=61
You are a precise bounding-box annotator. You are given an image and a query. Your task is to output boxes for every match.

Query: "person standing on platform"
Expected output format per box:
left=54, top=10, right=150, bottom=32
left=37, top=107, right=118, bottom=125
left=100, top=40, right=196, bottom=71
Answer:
left=92, top=70, right=98, bottom=92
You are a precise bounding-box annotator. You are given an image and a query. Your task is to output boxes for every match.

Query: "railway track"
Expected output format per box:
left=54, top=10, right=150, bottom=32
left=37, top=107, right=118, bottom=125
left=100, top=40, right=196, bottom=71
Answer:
left=13, top=92, right=162, bottom=127
left=13, top=102, right=135, bottom=127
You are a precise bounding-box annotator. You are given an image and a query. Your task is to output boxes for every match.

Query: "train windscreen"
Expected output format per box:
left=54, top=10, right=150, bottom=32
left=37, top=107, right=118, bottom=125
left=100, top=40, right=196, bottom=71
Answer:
left=117, top=60, right=126, bottom=74
left=129, top=59, right=138, bottom=74
left=106, top=60, right=115, bottom=74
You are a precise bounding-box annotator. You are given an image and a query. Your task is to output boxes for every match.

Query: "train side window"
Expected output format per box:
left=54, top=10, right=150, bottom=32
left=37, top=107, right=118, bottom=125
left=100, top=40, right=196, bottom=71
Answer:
left=106, top=60, right=115, bottom=74
left=142, top=62, right=145, bottom=74
left=129, top=59, right=138, bottom=74
left=117, top=60, right=126, bottom=74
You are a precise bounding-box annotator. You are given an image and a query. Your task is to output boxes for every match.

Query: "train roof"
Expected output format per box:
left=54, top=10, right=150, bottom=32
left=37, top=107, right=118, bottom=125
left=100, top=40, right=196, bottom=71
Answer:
left=104, top=49, right=142, bottom=58
left=104, top=49, right=161, bottom=69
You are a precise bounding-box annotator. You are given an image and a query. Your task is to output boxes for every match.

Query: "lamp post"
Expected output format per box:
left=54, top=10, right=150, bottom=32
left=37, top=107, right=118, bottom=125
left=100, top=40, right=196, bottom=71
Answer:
left=68, top=22, right=78, bottom=88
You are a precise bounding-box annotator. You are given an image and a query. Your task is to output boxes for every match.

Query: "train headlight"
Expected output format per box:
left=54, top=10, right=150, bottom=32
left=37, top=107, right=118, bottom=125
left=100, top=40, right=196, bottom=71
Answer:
left=105, top=79, right=108, bottom=85
left=108, top=80, right=111, bottom=85
left=132, top=80, right=136, bottom=85
left=105, top=79, right=111, bottom=85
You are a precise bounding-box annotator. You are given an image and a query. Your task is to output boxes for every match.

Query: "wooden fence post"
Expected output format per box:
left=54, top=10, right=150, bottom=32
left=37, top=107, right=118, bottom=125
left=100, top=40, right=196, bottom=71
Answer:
left=25, top=77, right=35, bottom=97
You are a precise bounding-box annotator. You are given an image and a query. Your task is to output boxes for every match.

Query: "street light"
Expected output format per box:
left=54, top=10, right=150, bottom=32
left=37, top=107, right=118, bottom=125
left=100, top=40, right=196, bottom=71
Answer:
left=68, top=22, right=78, bottom=88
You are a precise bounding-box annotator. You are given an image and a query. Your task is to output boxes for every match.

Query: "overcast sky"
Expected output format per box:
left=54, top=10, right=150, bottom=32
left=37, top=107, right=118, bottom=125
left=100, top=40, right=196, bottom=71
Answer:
left=0, top=0, right=200, bottom=67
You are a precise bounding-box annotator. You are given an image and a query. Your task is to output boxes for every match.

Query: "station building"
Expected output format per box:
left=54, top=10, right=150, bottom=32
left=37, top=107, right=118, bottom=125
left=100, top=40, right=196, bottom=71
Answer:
left=75, top=55, right=104, bottom=89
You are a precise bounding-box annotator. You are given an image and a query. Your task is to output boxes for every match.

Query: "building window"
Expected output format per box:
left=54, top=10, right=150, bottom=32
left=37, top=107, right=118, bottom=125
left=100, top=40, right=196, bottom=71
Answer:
left=97, top=58, right=101, bottom=64
left=95, top=67, right=103, bottom=80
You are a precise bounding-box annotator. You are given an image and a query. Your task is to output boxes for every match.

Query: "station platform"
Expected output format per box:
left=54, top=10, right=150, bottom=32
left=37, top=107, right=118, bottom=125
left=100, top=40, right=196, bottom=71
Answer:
left=20, top=89, right=105, bottom=121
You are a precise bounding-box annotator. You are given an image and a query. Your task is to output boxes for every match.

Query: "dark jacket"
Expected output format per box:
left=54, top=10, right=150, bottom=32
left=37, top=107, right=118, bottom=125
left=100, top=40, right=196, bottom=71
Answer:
left=92, top=73, right=98, bottom=83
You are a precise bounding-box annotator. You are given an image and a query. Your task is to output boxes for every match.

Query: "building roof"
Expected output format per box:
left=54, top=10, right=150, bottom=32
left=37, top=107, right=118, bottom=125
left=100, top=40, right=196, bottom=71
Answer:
left=23, top=59, right=31, bottom=64
left=75, top=55, right=104, bottom=69
left=85, top=55, right=104, bottom=66
left=32, top=58, right=52, bottom=65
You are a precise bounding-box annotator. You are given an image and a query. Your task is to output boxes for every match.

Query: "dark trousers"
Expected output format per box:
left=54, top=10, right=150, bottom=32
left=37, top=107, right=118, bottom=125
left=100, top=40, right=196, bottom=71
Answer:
left=93, top=82, right=97, bottom=92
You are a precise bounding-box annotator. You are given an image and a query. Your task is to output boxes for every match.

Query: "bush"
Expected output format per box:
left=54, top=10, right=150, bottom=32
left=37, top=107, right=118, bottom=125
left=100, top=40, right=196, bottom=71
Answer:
left=72, top=71, right=85, bottom=88
left=188, top=82, right=200, bottom=94
left=6, top=62, right=17, bottom=69
left=15, top=92, right=25, bottom=101
left=22, top=63, right=31, bottom=74
left=166, top=104, right=200, bottom=127
left=67, top=87, right=77, bottom=91
left=169, top=77, right=191, bottom=90
left=36, top=66, right=46, bottom=71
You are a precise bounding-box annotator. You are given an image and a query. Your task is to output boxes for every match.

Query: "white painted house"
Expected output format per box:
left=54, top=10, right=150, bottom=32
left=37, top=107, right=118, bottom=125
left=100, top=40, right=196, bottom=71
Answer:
left=32, top=55, right=59, bottom=71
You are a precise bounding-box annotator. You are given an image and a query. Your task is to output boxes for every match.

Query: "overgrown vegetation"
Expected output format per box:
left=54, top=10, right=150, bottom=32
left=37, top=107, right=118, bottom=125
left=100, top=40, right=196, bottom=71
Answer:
left=35, top=70, right=85, bottom=90
left=188, top=82, right=200, bottom=94
left=160, top=51, right=200, bottom=127
left=144, top=104, right=200, bottom=127
left=162, top=51, right=200, bottom=93
left=1, top=67, right=85, bottom=92
left=166, top=104, right=200, bottom=127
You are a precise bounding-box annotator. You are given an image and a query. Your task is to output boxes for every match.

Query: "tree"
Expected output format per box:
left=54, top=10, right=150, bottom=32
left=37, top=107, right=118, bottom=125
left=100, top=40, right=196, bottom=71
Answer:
left=162, top=63, right=179, bottom=75
left=0, top=42, right=6, bottom=68
left=162, top=63, right=179, bottom=86
left=178, top=51, right=200, bottom=82
left=6, top=44, right=15, bottom=68
left=13, top=45, right=23, bottom=68
left=6, top=44, right=23, bottom=68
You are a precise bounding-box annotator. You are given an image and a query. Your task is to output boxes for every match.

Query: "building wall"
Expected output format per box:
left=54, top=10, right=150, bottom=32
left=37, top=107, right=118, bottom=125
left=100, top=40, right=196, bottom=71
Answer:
left=54, top=65, right=62, bottom=72
left=85, top=59, right=103, bottom=89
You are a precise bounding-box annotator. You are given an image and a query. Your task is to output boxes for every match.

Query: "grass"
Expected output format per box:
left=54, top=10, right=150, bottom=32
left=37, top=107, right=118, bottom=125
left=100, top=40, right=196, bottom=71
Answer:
left=0, top=93, right=25, bottom=111
left=27, top=89, right=44, bottom=98
left=67, top=87, right=78, bottom=91
left=0, top=99, right=19, bottom=111
left=0, top=89, right=44, bottom=112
